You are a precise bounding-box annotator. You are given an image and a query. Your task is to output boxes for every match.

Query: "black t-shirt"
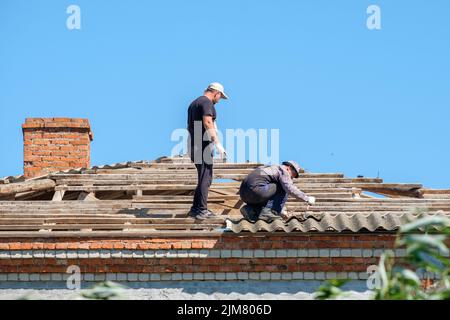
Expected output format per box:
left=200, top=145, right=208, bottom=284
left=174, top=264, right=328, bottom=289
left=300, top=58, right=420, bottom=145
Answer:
left=187, top=96, right=217, bottom=149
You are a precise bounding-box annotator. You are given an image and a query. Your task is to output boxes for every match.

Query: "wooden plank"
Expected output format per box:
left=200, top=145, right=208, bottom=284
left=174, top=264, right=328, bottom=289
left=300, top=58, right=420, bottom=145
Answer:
left=0, top=230, right=226, bottom=238
left=0, top=200, right=134, bottom=205
left=0, top=195, right=15, bottom=201
left=51, top=174, right=373, bottom=182
left=0, top=223, right=224, bottom=231
left=421, top=189, right=450, bottom=194
left=4, top=200, right=442, bottom=210
left=362, top=186, right=423, bottom=198
left=52, top=190, right=65, bottom=201
left=0, top=214, right=138, bottom=219
left=14, top=190, right=50, bottom=200
left=52, top=180, right=384, bottom=189
left=2, top=201, right=450, bottom=212
left=53, top=184, right=365, bottom=194
left=55, top=185, right=197, bottom=192
left=0, top=217, right=227, bottom=224
left=351, top=183, right=422, bottom=189
left=147, top=163, right=263, bottom=169
left=0, top=218, right=228, bottom=225
left=77, top=192, right=98, bottom=201
left=0, top=203, right=448, bottom=217
left=0, top=216, right=220, bottom=223
left=2, top=197, right=450, bottom=207
left=420, top=189, right=450, bottom=199
left=132, top=197, right=226, bottom=203
left=0, top=179, right=55, bottom=196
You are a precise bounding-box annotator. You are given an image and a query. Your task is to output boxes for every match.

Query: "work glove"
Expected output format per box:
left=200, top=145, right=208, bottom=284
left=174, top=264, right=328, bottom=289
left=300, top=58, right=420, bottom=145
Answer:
left=215, top=142, right=227, bottom=158
left=280, top=208, right=290, bottom=220
left=307, top=196, right=316, bottom=205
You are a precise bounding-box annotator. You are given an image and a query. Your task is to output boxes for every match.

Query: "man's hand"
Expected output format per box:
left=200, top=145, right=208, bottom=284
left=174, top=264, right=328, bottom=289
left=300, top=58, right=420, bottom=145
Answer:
left=307, top=196, right=316, bottom=205
left=215, top=142, right=227, bottom=158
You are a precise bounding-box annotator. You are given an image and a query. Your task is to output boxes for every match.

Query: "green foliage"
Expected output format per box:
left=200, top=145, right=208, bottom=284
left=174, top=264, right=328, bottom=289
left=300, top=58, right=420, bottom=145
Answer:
left=80, top=281, right=128, bottom=300
left=374, top=251, right=428, bottom=300
left=313, top=279, right=348, bottom=300
left=314, top=214, right=450, bottom=300
left=374, top=215, right=450, bottom=300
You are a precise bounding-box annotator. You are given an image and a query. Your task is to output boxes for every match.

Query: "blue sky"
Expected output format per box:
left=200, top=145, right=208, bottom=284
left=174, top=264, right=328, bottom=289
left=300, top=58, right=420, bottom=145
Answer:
left=1, top=0, right=449, bottom=188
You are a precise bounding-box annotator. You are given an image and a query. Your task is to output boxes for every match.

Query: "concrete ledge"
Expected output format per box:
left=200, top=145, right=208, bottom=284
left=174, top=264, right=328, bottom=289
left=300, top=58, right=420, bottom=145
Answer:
left=0, top=248, right=420, bottom=259
left=0, top=271, right=441, bottom=283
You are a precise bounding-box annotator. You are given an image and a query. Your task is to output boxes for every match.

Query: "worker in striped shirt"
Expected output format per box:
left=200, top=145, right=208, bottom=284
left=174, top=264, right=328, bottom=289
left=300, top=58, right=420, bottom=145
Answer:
left=239, top=160, right=316, bottom=222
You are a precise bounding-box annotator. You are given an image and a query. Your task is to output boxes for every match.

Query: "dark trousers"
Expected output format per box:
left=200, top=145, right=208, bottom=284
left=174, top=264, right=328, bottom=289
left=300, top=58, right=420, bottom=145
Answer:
left=189, top=143, right=214, bottom=212
left=191, top=162, right=213, bottom=212
left=239, top=181, right=288, bottom=214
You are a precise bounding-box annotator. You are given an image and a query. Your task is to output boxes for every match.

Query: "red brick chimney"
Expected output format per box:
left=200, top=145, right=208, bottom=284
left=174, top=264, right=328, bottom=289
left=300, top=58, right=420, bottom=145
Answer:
left=22, top=118, right=94, bottom=178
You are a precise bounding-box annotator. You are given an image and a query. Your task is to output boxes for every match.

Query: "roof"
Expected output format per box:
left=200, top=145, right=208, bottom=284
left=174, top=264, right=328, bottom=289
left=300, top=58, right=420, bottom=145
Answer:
left=0, top=160, right=153, bottom=184
left=226, top=211, right=448, bottom=233
left=1, top=155, right=450, bottom=237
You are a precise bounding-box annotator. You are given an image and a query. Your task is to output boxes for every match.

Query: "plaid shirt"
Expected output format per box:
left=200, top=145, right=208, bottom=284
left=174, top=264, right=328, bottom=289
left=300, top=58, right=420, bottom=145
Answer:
left=261, top=165, right=309, bottom=202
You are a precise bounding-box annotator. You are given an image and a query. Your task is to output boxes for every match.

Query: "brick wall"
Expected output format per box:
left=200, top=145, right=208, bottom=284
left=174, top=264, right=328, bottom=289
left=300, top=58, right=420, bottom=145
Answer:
left=22, top=118, right=93, bottom=178
left=2, top=233, right=437, bottom=283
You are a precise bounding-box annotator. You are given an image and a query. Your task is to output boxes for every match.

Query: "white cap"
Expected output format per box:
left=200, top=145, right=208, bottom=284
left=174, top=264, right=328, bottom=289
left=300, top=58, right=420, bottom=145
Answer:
left=207, top=82, right=229, bottom=100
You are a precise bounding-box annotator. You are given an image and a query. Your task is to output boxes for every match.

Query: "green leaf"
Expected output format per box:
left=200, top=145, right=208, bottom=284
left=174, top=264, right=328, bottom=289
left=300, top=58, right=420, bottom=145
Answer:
left=400, top=216, right=450, bottom=233
left=398, top=269, right=421, bottom=287
left=402, top=234, right=448, bottom=255
left=81, top=281, right=128, bottom=300
left=418, top=252, right=446, bottom=271
left=313, top=279, right=348, bottom=300
left=317, top=215, right=450, bottom=301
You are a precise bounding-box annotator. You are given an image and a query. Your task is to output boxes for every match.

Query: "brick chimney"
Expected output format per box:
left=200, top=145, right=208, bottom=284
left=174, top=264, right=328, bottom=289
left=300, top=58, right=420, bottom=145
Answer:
left=22, top=118, right=94, bottom=178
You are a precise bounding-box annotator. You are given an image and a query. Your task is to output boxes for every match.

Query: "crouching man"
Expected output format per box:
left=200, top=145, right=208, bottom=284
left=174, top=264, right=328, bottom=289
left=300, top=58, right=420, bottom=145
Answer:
left=239, top=160, right=316, bottom=222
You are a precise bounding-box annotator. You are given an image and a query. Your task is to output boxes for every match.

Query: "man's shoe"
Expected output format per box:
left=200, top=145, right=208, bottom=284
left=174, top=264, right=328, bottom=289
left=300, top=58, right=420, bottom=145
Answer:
left=258, top=207, right=282, bottom=222
left=240, top=205, right=258, bottom=222
left=204, top=209, right=218, bottom=217
left=188, top=209, right=215, bottom=220
left=188, top=209, right=205, bottom=220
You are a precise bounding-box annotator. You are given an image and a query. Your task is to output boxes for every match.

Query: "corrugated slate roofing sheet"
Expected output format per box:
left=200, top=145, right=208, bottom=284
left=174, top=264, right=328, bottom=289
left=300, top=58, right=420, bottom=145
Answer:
left=225, top=212, right=449, bottom=233
left=0, top=160, right=152, bottom=183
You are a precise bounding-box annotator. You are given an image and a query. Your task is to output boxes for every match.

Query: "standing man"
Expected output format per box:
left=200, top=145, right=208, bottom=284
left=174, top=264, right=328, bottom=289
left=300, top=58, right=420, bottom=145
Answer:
left=239, top=160, right=316, bottom=222
left=187, top=82, right=229, bottom=220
